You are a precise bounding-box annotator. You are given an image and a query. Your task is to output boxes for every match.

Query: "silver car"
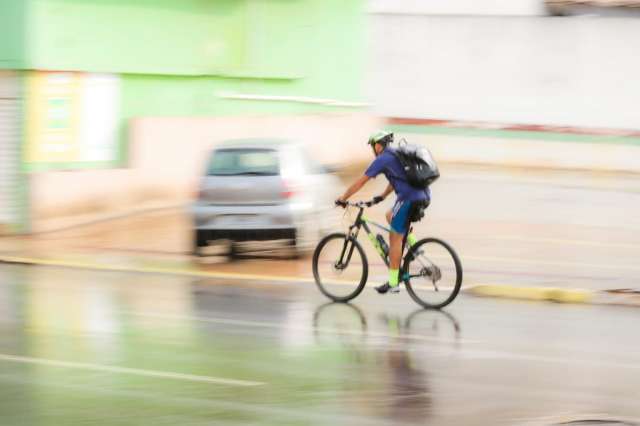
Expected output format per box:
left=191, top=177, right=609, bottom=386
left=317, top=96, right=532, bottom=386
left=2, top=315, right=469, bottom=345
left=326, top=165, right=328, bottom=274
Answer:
left=192, top=139, right=343, bottom=257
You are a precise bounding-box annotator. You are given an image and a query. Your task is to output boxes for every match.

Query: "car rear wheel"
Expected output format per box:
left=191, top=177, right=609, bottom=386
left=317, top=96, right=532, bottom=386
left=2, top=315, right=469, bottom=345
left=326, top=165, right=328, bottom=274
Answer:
left=193, top=230, right=208, bottom=256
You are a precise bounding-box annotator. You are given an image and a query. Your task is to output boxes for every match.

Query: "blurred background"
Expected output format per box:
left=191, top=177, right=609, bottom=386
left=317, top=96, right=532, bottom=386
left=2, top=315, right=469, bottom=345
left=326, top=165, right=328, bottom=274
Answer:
left=2, top=2, right=640, bottom=425
left=1, top=0, right=639, bottom=241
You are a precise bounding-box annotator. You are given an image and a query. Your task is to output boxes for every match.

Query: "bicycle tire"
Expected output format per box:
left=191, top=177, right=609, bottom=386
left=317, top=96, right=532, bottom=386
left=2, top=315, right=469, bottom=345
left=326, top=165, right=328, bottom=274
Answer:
left=403, top=238, right=463, bottom=309
left=312, top=233, right=369, bottom=302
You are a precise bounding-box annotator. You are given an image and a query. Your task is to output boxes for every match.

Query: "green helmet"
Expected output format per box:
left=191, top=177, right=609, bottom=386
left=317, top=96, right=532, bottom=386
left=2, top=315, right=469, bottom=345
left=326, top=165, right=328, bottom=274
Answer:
left=367, top=131, right=393, bottom=148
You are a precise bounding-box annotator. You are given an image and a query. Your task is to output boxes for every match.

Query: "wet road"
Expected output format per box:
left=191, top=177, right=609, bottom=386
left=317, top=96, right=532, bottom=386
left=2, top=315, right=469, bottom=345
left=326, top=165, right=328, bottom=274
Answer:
left=1, top=263, right=640, bottom=425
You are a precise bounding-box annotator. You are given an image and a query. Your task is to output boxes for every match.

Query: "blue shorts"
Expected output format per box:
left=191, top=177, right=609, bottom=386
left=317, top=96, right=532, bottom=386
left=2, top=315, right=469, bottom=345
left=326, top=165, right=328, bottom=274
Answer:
left=390, top=200, right=413, bottom=234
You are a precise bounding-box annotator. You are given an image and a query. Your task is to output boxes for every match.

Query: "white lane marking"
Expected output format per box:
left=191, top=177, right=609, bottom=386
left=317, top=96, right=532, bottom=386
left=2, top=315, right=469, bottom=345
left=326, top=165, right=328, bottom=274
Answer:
left=130, top=312, right=476, bottom=344
left=0, top=354, right=265, bottom=387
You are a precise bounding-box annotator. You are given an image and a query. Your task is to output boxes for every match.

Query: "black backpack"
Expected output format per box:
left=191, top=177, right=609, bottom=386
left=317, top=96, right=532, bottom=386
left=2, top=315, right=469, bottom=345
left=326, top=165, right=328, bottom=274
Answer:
left=391, top=141, right=440, bottom=189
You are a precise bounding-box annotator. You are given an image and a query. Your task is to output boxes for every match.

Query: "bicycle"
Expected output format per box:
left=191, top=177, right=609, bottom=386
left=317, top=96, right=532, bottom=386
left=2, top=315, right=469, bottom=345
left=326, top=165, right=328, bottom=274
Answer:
left=312, top=200, right=463, bottom=309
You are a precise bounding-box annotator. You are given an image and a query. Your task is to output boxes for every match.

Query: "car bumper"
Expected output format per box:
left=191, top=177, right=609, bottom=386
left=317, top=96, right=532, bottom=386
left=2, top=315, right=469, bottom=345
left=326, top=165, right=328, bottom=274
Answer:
left=195, top=228, right=296, bottom=242
left=191, top=202, right=313, bottom=230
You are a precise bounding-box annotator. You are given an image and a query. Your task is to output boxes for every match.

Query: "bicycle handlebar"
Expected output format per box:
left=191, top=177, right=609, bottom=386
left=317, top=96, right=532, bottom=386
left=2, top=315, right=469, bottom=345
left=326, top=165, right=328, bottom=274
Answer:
left=335, top=200, right=375, bottom=209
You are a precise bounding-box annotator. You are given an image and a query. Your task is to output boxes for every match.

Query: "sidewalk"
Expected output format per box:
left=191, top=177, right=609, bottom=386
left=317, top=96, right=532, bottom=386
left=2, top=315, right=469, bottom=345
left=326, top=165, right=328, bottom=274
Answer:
left=2, top=226, right=640, bottom=309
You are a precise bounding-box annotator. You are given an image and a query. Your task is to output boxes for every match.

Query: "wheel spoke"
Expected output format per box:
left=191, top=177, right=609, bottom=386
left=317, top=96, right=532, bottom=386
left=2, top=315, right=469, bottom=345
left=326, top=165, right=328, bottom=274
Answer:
left=404, top=238, right=462, bottom=309
left=313, top=234, right=368, bottom=302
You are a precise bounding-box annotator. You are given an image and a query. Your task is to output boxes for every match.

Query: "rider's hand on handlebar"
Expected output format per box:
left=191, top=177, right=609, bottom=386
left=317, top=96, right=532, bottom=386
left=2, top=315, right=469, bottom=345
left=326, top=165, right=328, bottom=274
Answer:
left=335, top=199, right=347, bottom=208
left=371, top=195, right=384, bottom=205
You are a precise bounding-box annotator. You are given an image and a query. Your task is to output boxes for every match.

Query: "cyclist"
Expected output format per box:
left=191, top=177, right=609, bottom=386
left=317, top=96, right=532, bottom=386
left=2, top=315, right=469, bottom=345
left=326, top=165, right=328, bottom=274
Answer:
left=336, top=131, right=430, bottom=294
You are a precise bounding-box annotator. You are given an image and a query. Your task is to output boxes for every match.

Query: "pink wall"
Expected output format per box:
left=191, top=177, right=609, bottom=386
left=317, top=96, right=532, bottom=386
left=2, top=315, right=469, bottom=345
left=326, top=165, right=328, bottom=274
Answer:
left=29, top=113, right=379, bottom=231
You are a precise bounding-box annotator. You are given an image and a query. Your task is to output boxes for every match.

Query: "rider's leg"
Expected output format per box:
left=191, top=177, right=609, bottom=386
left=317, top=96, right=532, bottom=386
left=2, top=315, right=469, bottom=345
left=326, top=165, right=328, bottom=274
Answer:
left=392, top=209, right=418, bottom=247
left=383, top=209, right=400, bottom=287
left=385, top=210, right=418, bottom=247
left=387, top=208, right=416, bottom=247
left=378, top=201, right=426, bottom=293
left=376, top=200, right=412, bottom=294
left=385, top=208, right=401, bottom=286
left=388, top=231, right=404, bottom=287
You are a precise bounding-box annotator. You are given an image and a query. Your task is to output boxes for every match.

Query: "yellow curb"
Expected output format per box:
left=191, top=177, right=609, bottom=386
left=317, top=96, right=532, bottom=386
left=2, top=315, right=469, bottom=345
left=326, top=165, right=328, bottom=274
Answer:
left=0, top=255, right=365, bottom=287
left=0, top=255, right=318, bottom=284
left=466, top=284, right=593, bottom=304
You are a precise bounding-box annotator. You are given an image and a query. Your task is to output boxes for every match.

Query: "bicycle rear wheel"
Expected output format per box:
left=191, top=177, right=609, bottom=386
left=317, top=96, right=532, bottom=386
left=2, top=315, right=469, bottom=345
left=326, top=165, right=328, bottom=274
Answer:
left=403, top=238, right=462, bottom=309
left=312, top=233, right=368, bottom=302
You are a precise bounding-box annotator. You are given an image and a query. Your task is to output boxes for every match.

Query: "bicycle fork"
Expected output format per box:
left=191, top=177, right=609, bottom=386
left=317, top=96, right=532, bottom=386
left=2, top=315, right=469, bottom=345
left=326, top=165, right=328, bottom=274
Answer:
left=335, top=236, right=357, bottom=270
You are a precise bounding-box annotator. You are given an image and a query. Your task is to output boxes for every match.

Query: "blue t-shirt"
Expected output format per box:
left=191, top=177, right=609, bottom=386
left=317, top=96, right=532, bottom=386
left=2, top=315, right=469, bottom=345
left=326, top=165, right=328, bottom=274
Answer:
left=365, top=148, right=430, bottom=202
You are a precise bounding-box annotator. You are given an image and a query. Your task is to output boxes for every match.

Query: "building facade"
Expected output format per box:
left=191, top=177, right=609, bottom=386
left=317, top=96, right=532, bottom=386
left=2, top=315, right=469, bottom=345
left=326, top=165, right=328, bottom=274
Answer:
left=0, top=0, right=368, bottom=233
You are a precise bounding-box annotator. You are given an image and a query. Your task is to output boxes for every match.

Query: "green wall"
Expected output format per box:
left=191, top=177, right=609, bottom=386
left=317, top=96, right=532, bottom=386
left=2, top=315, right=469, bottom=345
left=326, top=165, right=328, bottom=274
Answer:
left=4, top=0, right=367, bottom=111
left=29, top=0, right=366, bottom=149
left=28, top=0, right=247, bottom=75
left=0, top=0, right=29, bottom=68
left=25, top=0, right=366, bottom=104
left=3, top=0, right=367, bottom=171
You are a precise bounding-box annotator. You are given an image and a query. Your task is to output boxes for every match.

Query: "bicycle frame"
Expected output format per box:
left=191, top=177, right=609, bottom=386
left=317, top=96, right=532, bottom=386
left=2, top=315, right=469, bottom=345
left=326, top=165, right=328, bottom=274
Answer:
left=359, top=210, right=392, bottom=266
left=337, top=203, right=423, bottom=283
left=342, top=205, right=409, bottom=268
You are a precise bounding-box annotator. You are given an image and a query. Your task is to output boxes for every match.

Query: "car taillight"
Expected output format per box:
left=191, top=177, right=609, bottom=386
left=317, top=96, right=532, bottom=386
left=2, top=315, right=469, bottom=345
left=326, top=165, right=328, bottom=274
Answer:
left=281, top=180, right=298, bottom=199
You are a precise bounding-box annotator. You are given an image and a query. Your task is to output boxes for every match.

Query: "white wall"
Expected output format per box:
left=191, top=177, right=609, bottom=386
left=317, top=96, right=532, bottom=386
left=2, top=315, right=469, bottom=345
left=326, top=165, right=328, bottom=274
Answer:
left=369, top=15, right=640, bottom=129
left=370, top=0, right=546, bottom=16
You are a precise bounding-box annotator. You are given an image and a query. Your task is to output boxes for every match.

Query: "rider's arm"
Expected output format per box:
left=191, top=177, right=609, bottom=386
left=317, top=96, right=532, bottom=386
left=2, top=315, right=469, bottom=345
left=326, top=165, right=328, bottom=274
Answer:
left=380, top=183, right=394, bottom=200
left=338, top=175, right=370, bottom=202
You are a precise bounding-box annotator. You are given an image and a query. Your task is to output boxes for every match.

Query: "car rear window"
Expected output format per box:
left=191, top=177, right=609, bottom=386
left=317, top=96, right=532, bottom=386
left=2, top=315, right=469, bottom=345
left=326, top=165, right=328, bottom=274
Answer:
left=207, top=149, right=280, bottom=176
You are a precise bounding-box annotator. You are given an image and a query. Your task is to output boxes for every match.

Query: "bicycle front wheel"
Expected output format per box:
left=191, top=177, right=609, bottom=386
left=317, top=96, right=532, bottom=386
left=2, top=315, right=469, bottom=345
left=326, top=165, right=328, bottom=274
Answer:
left=312, top=233, right=368, bottom=302
left=403, top=238, right=463, bottom=309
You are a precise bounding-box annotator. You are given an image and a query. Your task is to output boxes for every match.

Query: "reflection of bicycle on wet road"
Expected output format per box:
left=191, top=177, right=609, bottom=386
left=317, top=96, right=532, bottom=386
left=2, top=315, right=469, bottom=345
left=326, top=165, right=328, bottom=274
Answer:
left=312, top=302, right=461, bottom=346
left=312, top=302, right=368, bottom=347
left=312, top=303, right=461, bottom=422
left=403, top=308, right=461, bottom=342
left=312, top=200, right=463, bottom=309
left=379, top=309, right=461, bottom=421
left=380, top=313, right=434, bottom=422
